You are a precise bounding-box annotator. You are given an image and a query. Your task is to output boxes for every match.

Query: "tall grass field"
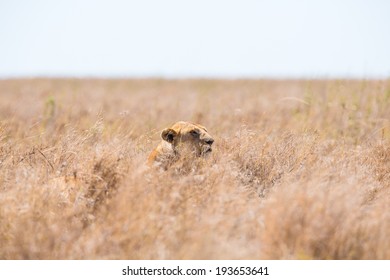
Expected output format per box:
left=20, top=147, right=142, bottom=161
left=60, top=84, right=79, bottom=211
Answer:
left=0, top=79, right=389, bottom=259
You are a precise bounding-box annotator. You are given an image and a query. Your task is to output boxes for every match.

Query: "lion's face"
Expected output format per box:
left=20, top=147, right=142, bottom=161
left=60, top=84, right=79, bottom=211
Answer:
left=161, top=121, right=214, bottom=157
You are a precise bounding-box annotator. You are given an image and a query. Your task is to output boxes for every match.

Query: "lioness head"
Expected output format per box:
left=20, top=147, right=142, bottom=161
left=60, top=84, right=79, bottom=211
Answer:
left=148, top=121, right=214, bottom=168
left=161, top=121, right=214, bottom=156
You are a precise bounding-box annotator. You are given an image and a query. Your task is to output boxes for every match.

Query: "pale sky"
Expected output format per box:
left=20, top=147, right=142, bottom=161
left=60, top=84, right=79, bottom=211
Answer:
left=0, top=0, right=389, bottom=78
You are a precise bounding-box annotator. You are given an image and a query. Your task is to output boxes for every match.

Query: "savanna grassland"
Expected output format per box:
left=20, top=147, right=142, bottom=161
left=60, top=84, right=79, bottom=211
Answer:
left=0, top=79, right=389, bottom=259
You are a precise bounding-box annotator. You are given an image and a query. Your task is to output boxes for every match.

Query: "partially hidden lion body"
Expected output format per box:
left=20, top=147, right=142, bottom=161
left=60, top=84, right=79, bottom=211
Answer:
left=148, top=121, right=214, bottom=169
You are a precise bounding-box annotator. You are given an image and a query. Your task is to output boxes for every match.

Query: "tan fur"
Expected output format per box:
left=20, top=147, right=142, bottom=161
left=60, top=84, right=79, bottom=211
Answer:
left=148, top=121, right=214, bottom=168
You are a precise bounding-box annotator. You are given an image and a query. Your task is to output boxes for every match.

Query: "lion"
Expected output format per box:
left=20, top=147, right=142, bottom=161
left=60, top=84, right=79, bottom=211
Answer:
left=148, top=121, right=214, bottom=169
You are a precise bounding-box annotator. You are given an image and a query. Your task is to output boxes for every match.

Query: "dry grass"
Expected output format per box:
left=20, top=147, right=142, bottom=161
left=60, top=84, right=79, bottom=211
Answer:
left=0, top=78, right=389, bottom=259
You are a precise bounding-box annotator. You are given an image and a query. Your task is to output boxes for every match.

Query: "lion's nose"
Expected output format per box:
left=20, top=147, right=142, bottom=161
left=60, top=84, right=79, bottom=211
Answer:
left=204, top=138, right=214, bottom=145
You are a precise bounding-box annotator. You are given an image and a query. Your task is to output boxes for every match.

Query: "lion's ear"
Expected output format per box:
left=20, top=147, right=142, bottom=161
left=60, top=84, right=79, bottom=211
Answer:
left=161, top=128, right=177, bottom=143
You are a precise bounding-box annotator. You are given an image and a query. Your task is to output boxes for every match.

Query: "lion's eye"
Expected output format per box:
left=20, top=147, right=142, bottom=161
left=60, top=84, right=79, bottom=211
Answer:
left=190, top=130, right=199, bottom=137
